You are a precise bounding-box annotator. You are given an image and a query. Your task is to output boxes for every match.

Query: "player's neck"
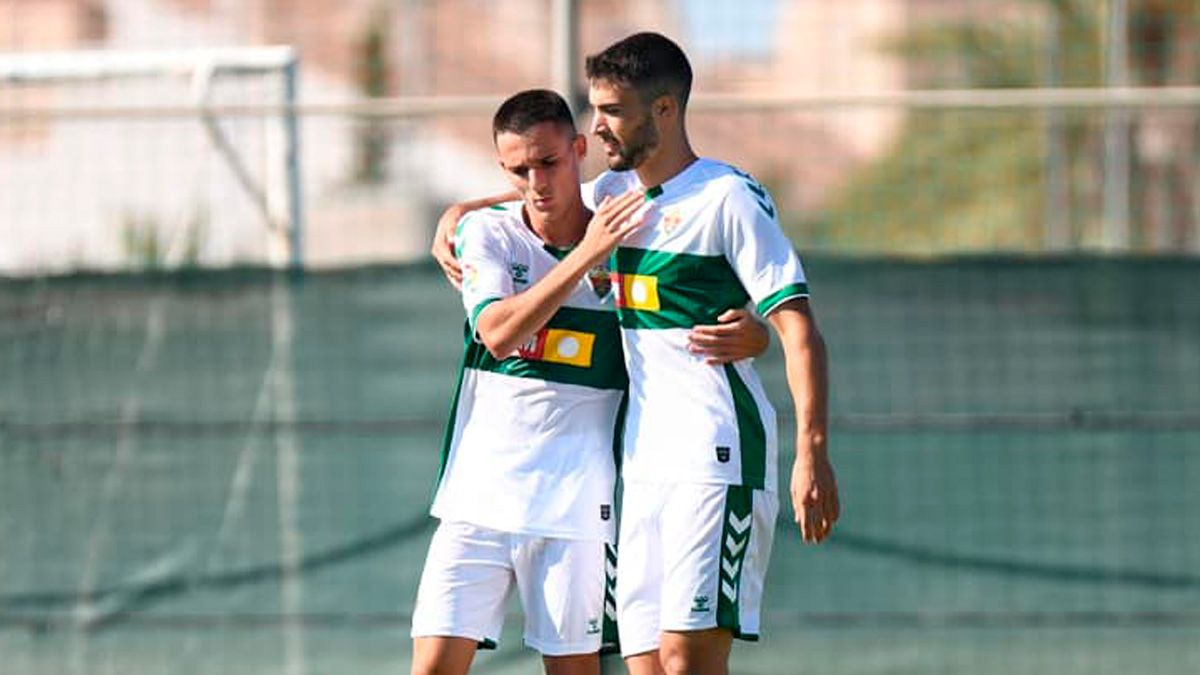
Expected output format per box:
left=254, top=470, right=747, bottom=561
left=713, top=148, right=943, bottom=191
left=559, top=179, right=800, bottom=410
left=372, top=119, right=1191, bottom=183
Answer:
left=635, top=135, right=698, bottom=190
left=525, top=199, right=590, bottom=249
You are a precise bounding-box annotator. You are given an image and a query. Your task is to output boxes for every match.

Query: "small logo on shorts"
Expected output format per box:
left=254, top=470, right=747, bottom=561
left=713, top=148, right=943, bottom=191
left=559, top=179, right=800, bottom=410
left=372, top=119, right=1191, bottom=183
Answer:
left=600, top=504, right=611, bottom=521
left=715, top=446, right=731, bottom=463
left=691, top=595, right=711, bottom=614
left=587, top=617, right=601, bottom=635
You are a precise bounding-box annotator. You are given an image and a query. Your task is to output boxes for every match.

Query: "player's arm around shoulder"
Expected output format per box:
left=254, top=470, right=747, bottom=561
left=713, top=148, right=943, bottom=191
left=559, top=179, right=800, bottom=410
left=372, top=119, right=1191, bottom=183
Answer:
left=431, top=192, right=520, bottom=288
left=766, top=297, right=840, bottom=544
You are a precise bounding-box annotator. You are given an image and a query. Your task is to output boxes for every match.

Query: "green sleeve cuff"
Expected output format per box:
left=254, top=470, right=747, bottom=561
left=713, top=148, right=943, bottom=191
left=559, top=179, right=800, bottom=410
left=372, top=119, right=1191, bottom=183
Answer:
left=755, top=282, right=809, bottom=316
left=468, top=297, right=502, bottom=335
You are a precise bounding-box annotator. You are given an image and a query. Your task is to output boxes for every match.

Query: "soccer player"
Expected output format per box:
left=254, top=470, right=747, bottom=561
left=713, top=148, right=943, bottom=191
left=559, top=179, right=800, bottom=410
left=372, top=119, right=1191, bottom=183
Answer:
left=410, top=89, right=641, bottom=675
left=432, top=33, right=840, bottom=675
left=411, top=89, right=766, bottom=675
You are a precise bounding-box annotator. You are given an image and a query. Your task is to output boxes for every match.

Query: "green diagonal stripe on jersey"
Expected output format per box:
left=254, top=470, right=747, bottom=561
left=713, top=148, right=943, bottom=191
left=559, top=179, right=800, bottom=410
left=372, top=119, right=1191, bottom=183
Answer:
left=464, top=306, right=627, bottom=390
left=724, top=364, right=766, bottom=489
left=434, top=323, right=476, bottom=493
left=613, top=248, right=750, bottom=330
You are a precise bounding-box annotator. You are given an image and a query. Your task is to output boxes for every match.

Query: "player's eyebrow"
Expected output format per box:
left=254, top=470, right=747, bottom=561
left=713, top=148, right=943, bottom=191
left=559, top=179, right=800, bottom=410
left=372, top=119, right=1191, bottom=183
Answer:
left=504, top=151, right=559, bottom=174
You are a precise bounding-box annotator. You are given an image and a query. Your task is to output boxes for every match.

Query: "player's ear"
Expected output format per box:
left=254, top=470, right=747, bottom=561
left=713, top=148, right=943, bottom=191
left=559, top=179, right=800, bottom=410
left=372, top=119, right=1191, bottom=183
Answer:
left=652, top=94, right=675, bottom=121
left=573, top=133, right=587, bottom=159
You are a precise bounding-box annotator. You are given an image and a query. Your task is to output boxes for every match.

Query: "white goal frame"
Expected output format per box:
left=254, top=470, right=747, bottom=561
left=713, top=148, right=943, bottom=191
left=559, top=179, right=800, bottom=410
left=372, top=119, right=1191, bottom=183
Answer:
left=0, top=46, right=304, bottom=270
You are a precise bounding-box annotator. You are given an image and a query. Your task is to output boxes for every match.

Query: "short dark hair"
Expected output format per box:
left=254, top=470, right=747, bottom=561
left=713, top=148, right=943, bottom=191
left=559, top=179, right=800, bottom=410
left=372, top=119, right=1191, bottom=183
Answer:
left=585, top=32, right=692, bottom=107
left=492, top=89, right=576, bottom=139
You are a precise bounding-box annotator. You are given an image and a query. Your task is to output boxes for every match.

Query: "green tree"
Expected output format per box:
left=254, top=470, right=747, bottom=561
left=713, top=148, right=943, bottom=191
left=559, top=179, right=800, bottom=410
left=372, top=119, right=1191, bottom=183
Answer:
left=354, top=4, right=392, bottom=184
left=811, top=0, right=1197, bottom=253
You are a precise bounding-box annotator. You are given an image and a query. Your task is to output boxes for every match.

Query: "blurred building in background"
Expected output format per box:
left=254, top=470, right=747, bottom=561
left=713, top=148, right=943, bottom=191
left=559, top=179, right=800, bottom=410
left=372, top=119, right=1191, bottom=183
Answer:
left=1, top=0, right=1198, bottom=273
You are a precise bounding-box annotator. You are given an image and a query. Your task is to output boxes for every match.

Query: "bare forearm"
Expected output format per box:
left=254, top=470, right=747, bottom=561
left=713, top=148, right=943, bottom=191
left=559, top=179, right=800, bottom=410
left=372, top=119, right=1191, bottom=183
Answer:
left=784, top=328, right=829, bottom=460
left=768, top=302, right=829, bottom=458
left=769, top=299, right=839, bottom=542
left=476, top=247, right=602, bottom=357
left=476, top=189, right=647, bottom=358
left=455, top=191, right=519, bottom=215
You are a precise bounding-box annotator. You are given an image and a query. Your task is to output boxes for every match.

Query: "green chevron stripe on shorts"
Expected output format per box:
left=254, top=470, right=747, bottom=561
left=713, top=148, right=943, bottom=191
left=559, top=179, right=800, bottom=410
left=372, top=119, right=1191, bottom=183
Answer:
left=601, top=544, right=620, bottom=653
left=716, top=485, right=756, bottom=640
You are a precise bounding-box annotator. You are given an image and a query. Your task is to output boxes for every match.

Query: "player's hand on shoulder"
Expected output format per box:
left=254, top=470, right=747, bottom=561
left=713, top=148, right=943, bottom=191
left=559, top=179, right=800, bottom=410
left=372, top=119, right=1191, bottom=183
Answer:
left=432, top=204, right=466, bottom=289
left=580, top=189, right=648, bottom=263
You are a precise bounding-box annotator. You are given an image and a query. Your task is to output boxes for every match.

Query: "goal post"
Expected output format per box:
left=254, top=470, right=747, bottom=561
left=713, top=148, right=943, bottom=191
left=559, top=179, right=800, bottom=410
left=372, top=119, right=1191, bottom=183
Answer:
left=0, top=46, right=304, bottom=272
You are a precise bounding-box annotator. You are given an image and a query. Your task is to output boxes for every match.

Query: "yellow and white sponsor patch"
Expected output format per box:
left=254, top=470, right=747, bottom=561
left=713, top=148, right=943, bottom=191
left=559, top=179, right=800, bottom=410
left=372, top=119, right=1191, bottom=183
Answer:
left=614, top=273, right=660, bottom=312
left=517, top=328, right=595, bottom=368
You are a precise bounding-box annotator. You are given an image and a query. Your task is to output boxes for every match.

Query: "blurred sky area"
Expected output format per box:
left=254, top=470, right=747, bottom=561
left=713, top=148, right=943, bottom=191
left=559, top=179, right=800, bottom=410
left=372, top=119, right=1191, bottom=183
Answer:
left=682, top=0, right=777, bottom=59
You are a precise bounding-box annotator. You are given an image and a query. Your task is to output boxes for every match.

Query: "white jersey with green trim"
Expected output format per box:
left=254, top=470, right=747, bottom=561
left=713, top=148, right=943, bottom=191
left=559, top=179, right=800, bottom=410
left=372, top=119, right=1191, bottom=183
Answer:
left=433, top=201, right=624, bottom=543
left=583, top=159, right=810, bottom=492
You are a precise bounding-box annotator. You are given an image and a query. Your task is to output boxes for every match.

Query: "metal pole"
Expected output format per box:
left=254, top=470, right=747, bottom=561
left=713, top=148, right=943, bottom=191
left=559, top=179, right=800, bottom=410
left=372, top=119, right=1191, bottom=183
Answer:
left=283, top=57, right=305, bottom=271
left=1043, top=8, right=1070, bottom=250
left=1103, top=0, right=1131, bottom=250
left=552, top=0, right=581, bottom=115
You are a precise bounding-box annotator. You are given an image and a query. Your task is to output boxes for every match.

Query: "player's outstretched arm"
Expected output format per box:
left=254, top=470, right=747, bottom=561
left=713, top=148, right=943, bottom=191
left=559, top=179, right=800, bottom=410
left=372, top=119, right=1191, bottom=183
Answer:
left=687, top=308, right=770, bottom=364
left=432, top=191, right=519, bottom=289
left=767, top=297, right=839, bottom=544
left=475, top=190, right=647, bottom=358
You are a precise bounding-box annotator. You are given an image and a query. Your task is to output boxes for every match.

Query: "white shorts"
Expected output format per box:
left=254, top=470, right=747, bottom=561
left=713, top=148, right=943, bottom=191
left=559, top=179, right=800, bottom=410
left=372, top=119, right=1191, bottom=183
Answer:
left=410, top=520, right=617, bottom=656
left=615, top=481, right=778, bottom=657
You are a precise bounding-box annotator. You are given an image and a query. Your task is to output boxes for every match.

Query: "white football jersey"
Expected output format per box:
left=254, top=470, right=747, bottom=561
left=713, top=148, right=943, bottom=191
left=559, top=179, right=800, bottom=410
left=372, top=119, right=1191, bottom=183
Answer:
left=432, top=202, right=624, bottom=542
left=584, top=159, right=810, bottom=491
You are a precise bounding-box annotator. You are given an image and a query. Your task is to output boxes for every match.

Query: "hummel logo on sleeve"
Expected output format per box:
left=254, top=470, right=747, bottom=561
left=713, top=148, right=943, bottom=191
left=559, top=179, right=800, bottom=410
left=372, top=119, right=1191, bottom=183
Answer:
left=509, top=262, right=529, bottom=285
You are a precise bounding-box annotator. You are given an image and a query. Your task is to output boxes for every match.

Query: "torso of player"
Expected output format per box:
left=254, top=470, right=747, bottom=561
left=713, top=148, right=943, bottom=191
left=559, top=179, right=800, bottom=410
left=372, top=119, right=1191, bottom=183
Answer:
left=586, top=159, right=807, bottom=492
left=433, top=202, right=625, bottom=543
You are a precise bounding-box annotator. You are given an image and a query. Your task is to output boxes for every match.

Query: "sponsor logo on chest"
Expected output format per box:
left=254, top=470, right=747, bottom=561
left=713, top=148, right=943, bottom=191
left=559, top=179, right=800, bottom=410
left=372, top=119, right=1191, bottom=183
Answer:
left=611, top=273, right=661, bottom=312
left=516, top=328, right=595, bottom=367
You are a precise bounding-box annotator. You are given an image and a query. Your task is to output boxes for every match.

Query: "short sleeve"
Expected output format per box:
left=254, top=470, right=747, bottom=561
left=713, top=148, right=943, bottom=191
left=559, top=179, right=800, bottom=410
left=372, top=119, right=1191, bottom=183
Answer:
left=720, top=174, right=809, bottom=317
left=456, top=210, right=514, bottom=333
left=580, top=177, right=602, bottom=211
left=582, top=171, right=638, bottom=211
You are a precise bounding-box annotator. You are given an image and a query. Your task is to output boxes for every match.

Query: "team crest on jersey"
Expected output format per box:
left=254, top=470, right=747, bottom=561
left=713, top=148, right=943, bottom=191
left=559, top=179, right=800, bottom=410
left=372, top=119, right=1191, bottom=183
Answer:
left=586, top=265, right=612, bottom=298
left=716, top=446, right=731, bottom=463
left=600, top=504, right=611, bottom=521
left=659, top=208, right=683, bottom=234
left=461, top=262, right=478, bottom=292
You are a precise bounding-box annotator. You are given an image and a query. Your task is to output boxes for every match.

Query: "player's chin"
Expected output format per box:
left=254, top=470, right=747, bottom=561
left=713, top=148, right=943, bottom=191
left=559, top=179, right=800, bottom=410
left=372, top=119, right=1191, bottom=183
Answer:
left=605, top=154, right=634, bottom=172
